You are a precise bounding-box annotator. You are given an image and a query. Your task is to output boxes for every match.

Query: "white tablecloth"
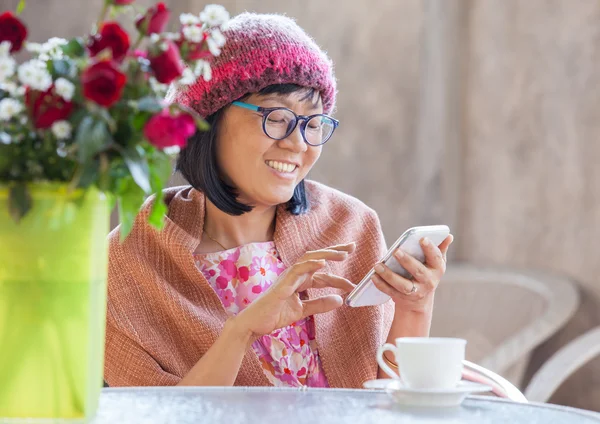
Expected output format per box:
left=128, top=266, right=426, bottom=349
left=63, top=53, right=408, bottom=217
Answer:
left=92, top=387, right=600, bottom=424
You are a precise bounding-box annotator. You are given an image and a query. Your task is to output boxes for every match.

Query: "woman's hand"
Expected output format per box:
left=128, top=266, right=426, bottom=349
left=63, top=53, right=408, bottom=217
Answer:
left=231, top=243, right=356, bottom=338
left=371, top=235, right=453, bottom=312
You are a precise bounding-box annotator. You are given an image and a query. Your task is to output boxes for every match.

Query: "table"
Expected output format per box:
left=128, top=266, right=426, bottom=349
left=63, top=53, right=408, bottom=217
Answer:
left=93, top=387, right=600, bottom=424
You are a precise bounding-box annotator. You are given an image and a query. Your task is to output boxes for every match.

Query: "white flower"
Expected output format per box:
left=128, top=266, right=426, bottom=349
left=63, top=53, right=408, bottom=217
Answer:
left=1, top=82, right=17, bottom=96
left=149, top=77, right=168, bottom=94
left=26, top=38, right=67, bottom=60
left=206, top=37, right=221, bottom=56
left=150, top=33, right=161, bottom=44
left=54, top=78, right=75, bottom=101
left=200, top=5, right=230, bottom=28
left=51, top=120, right=72, bottom=140
left=180, top=13, right=200, bottom=26
left=179, top=68, right=196, bottom=85
left=44, top=38, right=68, bottom=51
left=0, top=98, right=24, bottom=121
left=204, top=29, right=226, bottom=57
left=163, top=146, right=181, bottom=155
left=0, top=56, right=16, bottom=82
left=25, top=42, right=43, bottom=54
left=56, top=143, right=68, bottom=157
left=182, top=25, right=204, bottom=43
left=42, top=38, right=67, bottom=59
left=0, top=82, right=25, bottom=97
left=209, top=28, right=226, bottom=48
left=0, top=41, right=12, bottom=57
left=0, top=132, right=11, bottom=145
left=194, top=60, right=212, bottom=81
left=163, top=32, right=182, bottom=42
left=18, top=60, right=53, bottom=92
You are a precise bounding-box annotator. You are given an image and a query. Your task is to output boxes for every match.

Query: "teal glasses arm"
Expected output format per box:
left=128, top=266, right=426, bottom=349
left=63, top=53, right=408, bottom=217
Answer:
left=232, top=101, right=260, bottom=111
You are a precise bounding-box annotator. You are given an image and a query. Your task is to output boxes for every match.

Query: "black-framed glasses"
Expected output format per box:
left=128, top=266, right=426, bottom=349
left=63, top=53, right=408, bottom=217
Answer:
left=231, top=101, right=339, bottom=146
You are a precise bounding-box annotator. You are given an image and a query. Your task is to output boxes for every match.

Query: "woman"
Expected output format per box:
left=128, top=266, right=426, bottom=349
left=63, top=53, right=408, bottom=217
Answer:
left=104, top=12, right=453, bottom=388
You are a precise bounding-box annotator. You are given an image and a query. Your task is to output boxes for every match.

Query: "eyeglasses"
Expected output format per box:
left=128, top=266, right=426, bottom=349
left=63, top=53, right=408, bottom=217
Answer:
left=231, top=101, right=339, bottom=146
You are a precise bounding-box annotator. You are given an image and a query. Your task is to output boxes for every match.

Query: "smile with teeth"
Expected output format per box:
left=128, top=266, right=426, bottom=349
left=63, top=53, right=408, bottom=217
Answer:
left=266, top=160, right=297, bottom=173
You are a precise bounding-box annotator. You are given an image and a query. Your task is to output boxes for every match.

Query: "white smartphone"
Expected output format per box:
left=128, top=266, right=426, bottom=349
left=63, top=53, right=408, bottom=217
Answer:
left=345, top=225, right=450, bottom=308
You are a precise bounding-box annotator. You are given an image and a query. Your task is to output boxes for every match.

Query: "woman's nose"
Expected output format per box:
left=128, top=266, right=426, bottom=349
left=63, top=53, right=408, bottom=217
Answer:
left=279, top=124, right=308, bottom=153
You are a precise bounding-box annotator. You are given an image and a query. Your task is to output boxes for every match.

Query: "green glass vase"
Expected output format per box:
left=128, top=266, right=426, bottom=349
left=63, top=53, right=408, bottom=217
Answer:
left=0, top=184, right=109, bottom=421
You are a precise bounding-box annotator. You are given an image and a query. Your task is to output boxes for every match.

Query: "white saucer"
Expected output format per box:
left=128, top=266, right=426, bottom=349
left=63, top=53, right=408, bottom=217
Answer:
left=363, top=379, right=492, bottom=407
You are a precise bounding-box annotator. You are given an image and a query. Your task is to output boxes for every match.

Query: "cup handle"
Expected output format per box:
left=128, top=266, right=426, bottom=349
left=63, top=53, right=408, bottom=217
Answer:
left=377, top=343, right=400, bottom=379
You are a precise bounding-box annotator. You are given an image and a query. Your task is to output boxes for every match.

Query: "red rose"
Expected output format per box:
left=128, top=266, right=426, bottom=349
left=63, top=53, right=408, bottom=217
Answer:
left=0, top=11, right=27, bottom=53
left=131, top=49, right=147, bottom=60
left=178, top=34, right=211, bottom=61
left=81, top=61, right=127, bottom=107
left=88, top=22, right=130, bottom=62
left=25, top=86, right=73, bottom=129
left=143, top=110, right=196, bottom=149
left=185, top=46, right=212, bottom=61
left=149, top=41, right=184, bottom=84
left=113, top=0, right=135, bottom=4
left=135, top=3, right=170, bottom=35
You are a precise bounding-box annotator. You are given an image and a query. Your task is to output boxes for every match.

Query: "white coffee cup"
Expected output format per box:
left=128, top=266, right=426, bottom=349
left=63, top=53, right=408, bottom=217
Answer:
left=377, top=337, right=466, bottom=389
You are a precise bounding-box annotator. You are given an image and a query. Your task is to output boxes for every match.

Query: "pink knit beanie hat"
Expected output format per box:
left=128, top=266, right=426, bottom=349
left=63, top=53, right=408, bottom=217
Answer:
left=168, top=13, right=337, bottom=116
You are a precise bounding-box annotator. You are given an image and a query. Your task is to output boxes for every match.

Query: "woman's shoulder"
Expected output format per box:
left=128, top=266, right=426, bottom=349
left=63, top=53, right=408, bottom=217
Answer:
left=107, top=185, right=200, bottom=247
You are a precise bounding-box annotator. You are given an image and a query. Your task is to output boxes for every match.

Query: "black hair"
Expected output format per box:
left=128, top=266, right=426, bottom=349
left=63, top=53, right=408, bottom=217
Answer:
left=176, top=84, right=319, bottom=216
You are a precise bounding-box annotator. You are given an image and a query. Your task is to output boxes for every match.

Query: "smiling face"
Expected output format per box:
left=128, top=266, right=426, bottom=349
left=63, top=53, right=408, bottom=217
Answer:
left=215, top=88, right=324, bottom=209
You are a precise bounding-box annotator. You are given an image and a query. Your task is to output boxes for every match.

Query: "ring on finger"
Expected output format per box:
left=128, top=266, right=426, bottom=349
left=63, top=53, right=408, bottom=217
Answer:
left=408, top=281, right=417, bottom=295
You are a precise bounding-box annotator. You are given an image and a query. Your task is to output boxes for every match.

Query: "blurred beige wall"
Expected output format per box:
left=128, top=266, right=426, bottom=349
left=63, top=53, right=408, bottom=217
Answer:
left=460, top=0, right=600, bottom=410
left=4, top=0, right=599, bottom=411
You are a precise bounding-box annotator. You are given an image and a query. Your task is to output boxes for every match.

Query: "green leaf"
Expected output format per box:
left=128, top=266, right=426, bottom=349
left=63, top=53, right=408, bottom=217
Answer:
left=116, top=178, right=145, bottom=241
left=149, top=150, right=173, bottom=192
left=195, top=116, right=210, bottom=132
left=131, top=112, right=151, bottom=132
left=75, top=116, right=111, bottom=163
left=145, top=151, right=172, bottom=230
left=77, top=158, right=100, bottom=188
left=16, top=0, right=26, bottom=14
left=136, top=96, right=165, bottom=113
left=48, top=59, right=76, bottom=79
left=98, top=108, right=117, bottom=132
left=69, top=108, right=89, bottom=128
left=8, top=184, right=32, bottom=223
left=120, top=146, right=152, bottom=194
left=61, top=38, right=86, bottom=58
left=148, top=193, right=167, bottom=229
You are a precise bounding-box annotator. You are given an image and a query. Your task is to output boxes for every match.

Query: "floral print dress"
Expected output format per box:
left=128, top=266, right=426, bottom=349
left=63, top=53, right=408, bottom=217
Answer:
left=193, top=241, right=329, bottom=387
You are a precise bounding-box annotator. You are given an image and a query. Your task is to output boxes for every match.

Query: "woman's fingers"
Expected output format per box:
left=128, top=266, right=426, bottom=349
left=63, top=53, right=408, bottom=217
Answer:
left=279, top=243, right=356, bottom=294
left=324, top=242, right=357, bottom=254
left=302, top=249, right=349, bottom=262
left=371, top=273, right=402, bottom=297
left=301, top=295, right=343, bottom=318
left=300, top=242, right=356, bottom=262
left=372, top=265, right=413, bottom=295
left=288, top=259, right=326, bottom=277
left=437, top=234, right=454, bottom=262
left=390, top=247, right=436, bottom=291
left=277, top=259, right=327, bottom=294
left=419, top=237, right=446, bottom=275
left=312, top=272, right=355, bottom=292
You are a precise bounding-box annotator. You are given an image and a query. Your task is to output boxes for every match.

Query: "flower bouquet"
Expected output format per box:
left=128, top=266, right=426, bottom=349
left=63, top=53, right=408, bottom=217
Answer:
left=0, top=0, right=229, bottom=420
